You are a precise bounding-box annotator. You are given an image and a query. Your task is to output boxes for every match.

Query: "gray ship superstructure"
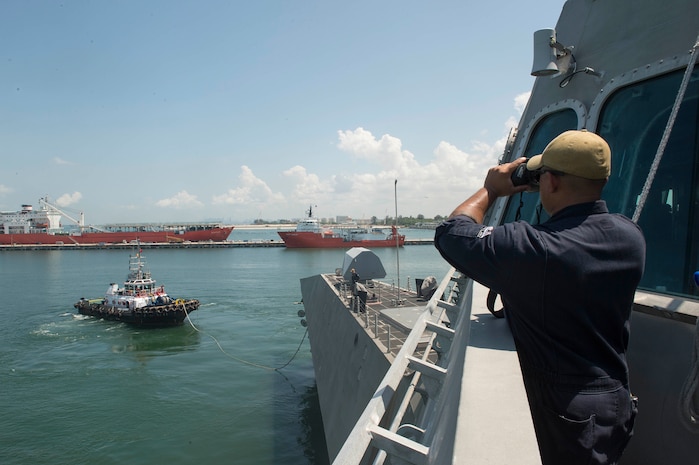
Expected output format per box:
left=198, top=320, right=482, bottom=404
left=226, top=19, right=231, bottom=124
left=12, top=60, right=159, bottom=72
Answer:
left=301, top=0, right=699, bottom=463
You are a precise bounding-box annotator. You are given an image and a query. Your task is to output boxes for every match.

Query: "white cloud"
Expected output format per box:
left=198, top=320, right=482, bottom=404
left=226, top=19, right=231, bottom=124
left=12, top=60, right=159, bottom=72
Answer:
left=283, top=165, right=334, bottom=203
left=277, top=126, right=506, bottom=220
left=337, top=127, right=420, bottom=175
left=53, top=157, right=72, bottom=165
left=514, top=91, right=531, bottom=116
left=332, top=174, right=353, bottom=194
left=212, top=165, right=285, bottom=206
left=155, top=190, right=204, bottom=208
left=56, top=192, right=82, bottom=207
left=208, top=93, right=525, bottom=221
left=0, top=184, right=12, bottom=195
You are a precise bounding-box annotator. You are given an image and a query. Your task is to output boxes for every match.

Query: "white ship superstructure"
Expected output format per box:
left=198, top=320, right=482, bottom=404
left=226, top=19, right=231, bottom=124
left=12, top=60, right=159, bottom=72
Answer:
left=0, top=200, right=62, bottom=234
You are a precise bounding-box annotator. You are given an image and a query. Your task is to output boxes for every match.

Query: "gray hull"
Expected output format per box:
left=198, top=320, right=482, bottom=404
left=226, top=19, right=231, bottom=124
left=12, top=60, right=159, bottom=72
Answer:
left=302, top=0, right=699, bottom=463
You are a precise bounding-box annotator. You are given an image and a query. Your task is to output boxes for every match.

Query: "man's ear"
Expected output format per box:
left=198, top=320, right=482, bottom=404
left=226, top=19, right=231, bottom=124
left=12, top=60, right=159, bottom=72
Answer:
left=547, top=173, right=562, bottom=192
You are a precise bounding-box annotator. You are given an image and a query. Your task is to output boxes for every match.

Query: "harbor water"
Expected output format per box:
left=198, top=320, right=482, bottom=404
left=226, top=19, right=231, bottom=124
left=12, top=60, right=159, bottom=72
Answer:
left=0, top=228, right=449, bottom=465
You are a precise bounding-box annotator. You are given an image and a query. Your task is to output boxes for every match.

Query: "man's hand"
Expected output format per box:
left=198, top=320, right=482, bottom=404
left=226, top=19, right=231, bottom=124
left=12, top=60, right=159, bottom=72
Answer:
left=447, top=157, right=529, bottom=223
left=484, top=157, right=529, bottom=198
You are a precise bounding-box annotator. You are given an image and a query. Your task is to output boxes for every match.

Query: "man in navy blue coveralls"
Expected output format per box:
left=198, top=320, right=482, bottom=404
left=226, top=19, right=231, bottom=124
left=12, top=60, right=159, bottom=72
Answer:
left=435, top=130, right=645, bottom=465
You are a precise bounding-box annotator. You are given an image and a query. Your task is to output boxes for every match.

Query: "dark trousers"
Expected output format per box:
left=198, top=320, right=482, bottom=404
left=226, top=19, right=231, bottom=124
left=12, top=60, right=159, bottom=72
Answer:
left=524, top=376, right=638, bottom=465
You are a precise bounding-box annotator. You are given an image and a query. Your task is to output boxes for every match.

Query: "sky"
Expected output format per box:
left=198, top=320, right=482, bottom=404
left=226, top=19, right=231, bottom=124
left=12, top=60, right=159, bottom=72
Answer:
left=1, top=0, right=565, bottom=225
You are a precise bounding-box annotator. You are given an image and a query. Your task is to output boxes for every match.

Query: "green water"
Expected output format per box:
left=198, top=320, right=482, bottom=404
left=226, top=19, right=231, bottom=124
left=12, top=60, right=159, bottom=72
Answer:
left=0, top=229, right=447, bottom=464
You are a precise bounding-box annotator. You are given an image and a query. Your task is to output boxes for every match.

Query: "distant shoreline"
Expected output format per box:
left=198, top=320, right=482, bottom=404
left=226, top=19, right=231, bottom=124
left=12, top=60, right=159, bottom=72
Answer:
left=233, top=224, right=296, bottom=230
left=232, top=223, right=436, bottom=230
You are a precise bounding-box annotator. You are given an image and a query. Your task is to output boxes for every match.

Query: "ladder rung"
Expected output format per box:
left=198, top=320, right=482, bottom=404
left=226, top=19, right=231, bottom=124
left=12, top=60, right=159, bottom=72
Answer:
left=407, top=356, right=447, bottom=380
left=368, top=424, right=429, bottom=465
left=436, top=299, right=456, bottom=311
left=425, top=320, right=455, bottom=339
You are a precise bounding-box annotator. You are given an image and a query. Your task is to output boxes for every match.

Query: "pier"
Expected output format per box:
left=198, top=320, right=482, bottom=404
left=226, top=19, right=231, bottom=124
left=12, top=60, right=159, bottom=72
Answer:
left=0, top=238, right=433, bottom=251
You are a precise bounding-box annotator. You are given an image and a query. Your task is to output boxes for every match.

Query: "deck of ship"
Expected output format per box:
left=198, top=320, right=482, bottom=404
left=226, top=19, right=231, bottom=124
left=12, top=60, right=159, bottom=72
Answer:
left=305, top=270, right=541, bottom=463
left=324, top=273, right=441, bottom=360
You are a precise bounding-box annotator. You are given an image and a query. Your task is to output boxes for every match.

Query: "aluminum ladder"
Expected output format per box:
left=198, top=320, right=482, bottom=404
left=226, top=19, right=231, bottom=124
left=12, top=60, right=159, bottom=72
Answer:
left=332, top=268, right=474, bottom=465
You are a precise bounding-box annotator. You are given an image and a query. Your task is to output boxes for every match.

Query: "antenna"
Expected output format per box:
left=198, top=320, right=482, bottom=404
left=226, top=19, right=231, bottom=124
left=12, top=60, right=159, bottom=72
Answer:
left=394, top=179, right=402, bottom=305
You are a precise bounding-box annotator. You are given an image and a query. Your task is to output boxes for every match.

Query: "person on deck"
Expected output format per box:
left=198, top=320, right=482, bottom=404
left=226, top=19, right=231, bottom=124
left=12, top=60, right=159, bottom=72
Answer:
left=350, top=268, right=360, bottom=293
left=434, top=130, right=645, bottom=465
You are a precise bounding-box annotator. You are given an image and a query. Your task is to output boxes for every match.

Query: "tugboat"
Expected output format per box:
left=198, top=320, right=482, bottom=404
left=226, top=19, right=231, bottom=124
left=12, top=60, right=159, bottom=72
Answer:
left=74, top=246, right=199, bottom=327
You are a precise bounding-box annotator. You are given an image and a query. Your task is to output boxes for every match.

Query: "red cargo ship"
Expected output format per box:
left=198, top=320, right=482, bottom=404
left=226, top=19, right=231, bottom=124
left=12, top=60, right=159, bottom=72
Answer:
left=277, top=206, right=405, bottom=248
left=0, top=198, right=233, bottom=245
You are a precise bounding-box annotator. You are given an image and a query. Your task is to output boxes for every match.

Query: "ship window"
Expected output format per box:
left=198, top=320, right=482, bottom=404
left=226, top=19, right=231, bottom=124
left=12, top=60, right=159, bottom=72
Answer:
left=598, top=67, right=699, bottom=297
left=501, top=109, right=578, bottom=224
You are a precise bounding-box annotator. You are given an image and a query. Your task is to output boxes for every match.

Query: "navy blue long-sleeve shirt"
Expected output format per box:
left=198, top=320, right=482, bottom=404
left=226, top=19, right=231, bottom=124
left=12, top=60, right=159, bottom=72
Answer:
left=435, top=200, right=645, bottom=385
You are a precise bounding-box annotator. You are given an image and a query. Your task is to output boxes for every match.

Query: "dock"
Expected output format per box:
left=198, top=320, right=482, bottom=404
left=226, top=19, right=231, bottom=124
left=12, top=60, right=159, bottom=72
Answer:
left=0, top=238, right=433, bottom=251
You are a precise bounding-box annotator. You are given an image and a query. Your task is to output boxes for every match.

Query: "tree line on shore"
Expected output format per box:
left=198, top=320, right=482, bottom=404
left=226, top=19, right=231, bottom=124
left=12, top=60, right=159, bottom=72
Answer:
left=253, top=214, right=444, bottom=228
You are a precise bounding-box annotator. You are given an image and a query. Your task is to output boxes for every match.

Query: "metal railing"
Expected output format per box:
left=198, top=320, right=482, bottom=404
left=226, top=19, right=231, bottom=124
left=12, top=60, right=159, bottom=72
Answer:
left=338, top=279, right=413, bottom=358
left=332, top=267, right=473, bottom=465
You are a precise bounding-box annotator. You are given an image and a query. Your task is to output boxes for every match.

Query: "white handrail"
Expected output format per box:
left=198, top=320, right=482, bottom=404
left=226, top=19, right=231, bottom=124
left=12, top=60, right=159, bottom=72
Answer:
left=332, top=268, right=472, bottom=465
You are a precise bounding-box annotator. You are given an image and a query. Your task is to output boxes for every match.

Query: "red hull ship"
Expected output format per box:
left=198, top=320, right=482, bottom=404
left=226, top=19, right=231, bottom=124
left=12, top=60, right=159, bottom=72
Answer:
left=278, top=206, right=405, bottom=249
left=0, top=198, right=233, bottom=245
left=0, top=227, right=234, bottom=245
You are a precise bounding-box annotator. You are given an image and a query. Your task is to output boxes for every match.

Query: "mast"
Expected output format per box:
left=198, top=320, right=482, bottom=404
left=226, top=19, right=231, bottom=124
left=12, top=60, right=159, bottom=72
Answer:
left=394, top=179, right=402, bottom=305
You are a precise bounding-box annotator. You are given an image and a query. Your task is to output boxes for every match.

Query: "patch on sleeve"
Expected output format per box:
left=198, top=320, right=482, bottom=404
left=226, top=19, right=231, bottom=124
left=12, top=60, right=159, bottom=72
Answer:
left=477, top=226, right=493, bottom=238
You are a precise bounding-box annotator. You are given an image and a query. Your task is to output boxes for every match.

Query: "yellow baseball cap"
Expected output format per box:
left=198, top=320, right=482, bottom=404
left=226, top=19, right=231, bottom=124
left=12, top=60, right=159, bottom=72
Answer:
left=526, top=130, right=611, bottom=180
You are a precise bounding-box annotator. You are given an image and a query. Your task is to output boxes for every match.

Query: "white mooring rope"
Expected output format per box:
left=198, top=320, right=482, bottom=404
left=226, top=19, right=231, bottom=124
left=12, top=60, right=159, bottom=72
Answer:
left=179, top=300, right=308, bottom=372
